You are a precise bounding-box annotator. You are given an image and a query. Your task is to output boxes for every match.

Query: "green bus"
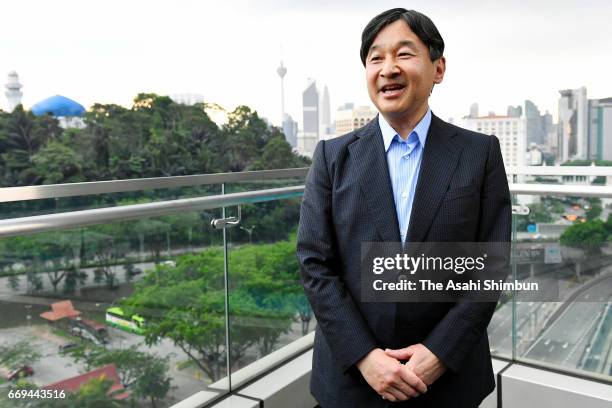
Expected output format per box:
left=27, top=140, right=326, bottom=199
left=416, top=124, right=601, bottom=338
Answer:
left=105, top=307, right=145, bottom=335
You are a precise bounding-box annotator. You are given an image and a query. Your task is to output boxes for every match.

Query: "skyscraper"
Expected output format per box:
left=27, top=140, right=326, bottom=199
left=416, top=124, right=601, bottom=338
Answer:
left=541, top=111, right=557, bottom=155
left=469, top=103, right=479, bottom=118
left=282, top=113, right=298, bottom=149
left=277, top=61, right=287, bottom=127
left=507, top=105, right=522, bottom=117
left=524, top=100, right=545, bottom=146
left=4, top=71, right=23, bottom=112
left=321, top=85, right=331, bottom=135
left=558, top=87, right=588, bottom=163
left=300, top=79, right=319, bottom=156
left=588, top=97, right=612, bottom=161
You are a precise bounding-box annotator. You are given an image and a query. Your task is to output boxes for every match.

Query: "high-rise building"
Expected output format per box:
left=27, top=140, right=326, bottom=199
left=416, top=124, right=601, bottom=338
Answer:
left=463, top=113, right=527, bottom=167
left=469, top=103, right=479, bottom=118
left=282, top=113, right=298, bottom=149
left=588, top=97, right=612, bottom=161
left=541, top=111, right=557, bottom=156
left=299, top=79, right=319, bottom=156
left=320, top=85, right=332, bottom=136
left=528, top=143, right=543, bottom=165
left=277, top=61, right=287, bottom=127
left=4, top=71, right=23, bottom=112
left=558, top=87, right=588, bottom=163
left=524, top=100, right=545, bottom=146
left=334, top=105, right=377, bottom=136
left=507, top=105, right=522, bottom=117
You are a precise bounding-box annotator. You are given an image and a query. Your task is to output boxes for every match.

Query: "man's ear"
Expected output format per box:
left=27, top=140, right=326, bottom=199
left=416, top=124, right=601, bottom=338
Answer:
left=433, top=56, right=446, bottom=85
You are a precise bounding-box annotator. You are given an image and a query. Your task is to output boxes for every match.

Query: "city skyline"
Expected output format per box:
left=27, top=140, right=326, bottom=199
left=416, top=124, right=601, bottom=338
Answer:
left=1, top=0, right=611, bottom=127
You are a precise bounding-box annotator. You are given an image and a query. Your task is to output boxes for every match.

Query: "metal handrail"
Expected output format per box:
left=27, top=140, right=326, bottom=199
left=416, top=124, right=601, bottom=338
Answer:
left=1, top=183, right=611, bottom=238
left=0, top=186, right=304, bottom=238
left=0, top=168, right=309, bottom=203
left=509, top=183, right=612, bottom=197
left=1, top=166, right=610, bottom=203
left=506, top=166, right=612, bottom=176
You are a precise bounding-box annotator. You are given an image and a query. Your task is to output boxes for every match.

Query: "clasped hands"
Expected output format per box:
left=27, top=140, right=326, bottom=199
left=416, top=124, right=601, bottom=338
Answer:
left=356, top=343, right=446, bottom=402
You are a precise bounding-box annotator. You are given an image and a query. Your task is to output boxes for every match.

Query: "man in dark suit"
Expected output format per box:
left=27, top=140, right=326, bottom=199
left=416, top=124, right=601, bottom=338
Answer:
left=297, top=8, right=511, bottom=408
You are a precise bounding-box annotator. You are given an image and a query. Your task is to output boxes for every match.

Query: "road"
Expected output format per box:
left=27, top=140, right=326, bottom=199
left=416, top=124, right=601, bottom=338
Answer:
left=0, top=261, right=154, bottom=300
left=523, top=274, right=612, bottom=375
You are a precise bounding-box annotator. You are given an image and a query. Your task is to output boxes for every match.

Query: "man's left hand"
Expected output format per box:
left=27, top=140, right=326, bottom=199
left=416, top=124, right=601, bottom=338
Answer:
left=384, top=344, right=446, bottom=386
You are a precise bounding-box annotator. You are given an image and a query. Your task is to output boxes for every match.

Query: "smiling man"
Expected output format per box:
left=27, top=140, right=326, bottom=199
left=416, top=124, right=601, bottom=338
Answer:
left=297, top=8, right=511, bottom=408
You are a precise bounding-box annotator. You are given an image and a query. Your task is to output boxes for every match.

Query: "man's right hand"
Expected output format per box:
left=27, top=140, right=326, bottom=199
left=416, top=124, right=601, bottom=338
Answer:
left=356, top=348, right=428, bottom=402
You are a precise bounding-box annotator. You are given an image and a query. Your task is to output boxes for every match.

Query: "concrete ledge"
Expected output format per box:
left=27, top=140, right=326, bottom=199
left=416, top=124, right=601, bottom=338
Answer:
left=204, top=395, right=259, bottom=408
left=480, top=358, right=512, bottom=408
left=170, top=390, right=224, bottom=408
left=501, top=364, right=612, bottom=408
left=175, top=345, right=612, bottom=408
left=238, top=349, right=316, bottom=408
left=223, top=332, right=314, bottom=389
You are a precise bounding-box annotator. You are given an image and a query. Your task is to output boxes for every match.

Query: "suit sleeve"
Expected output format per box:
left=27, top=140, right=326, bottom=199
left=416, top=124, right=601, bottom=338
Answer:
left=422, top=135, right=511, bottom=373
left=297, top=140, right=378, bottom=373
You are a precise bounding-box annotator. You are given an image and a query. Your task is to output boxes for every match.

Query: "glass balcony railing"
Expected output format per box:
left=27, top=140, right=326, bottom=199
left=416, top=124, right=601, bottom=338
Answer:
left=0, top=167, right=610, bottom=408
left=0, top=170, right=308, bottom=408
left=488, top=188, right=612, bottom=383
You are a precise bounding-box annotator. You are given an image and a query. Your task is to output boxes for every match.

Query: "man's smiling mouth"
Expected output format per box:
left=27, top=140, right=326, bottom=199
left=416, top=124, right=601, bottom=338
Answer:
left=380, top=83, right=406, bottom=96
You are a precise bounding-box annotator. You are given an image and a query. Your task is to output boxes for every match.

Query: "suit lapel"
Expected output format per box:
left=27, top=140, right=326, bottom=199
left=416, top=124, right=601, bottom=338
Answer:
left=406, top=114, right=461, bottom=243
left=348, top=117, right=401, bottom=243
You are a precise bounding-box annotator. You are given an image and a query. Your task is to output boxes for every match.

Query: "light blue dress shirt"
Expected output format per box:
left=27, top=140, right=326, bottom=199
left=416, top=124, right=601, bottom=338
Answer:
left=378, top=108, right=432, bottom=243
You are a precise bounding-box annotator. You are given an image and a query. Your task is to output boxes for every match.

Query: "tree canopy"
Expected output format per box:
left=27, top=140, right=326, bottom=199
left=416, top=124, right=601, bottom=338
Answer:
left=123, top=238, right=308, bottom=382
left=0, top=95, right=309, bottom=188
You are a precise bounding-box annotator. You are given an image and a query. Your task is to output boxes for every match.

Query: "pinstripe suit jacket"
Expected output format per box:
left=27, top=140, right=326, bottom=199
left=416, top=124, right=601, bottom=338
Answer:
left=297, top=114, right=511, bottom=408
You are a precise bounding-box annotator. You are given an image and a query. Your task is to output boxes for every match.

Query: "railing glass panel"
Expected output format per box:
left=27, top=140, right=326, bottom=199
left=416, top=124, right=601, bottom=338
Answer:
left=224, top=196, right=315, bottom=387
left=0, top=209, right=229, bottom=407
left=505, top=192, right=612, bottom=381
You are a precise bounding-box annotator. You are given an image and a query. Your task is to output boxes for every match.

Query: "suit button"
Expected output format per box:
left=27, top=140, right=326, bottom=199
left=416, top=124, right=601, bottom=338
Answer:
left=397, top=274, right=407, bottom=281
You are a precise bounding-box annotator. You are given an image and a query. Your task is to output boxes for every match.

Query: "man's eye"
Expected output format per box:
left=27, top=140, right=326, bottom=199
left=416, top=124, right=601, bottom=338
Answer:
left=399, top=52, right=413, bottom=58
left=370, top=56, right=381, bottom=62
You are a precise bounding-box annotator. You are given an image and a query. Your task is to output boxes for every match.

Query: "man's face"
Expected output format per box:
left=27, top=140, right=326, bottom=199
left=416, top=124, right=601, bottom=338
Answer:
left=365, top=19, right=445, bottom=119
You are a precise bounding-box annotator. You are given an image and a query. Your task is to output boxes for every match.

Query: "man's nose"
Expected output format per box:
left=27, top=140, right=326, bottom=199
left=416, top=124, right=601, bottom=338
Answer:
left=380, top=57, right=400, bottom=77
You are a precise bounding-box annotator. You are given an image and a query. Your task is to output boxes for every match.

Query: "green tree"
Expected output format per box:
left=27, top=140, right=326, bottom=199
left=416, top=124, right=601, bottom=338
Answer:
left=0, top=106, right=62, bottom=186
left=251, top=135, right=300, bottom=170
left=33, top=232, right=81, bottom=293
left=82, top=230, right=127, bottom=289
left=560, top=219, right=608, bottom=254
left=43, top=377, right=128, bottom=408
left=131, top=357, right=172, bottom=408
left=0, top=379, right=39, bottom=408
left=66, top=344, right=171, bottom=407
left=0, top=340, right=42, bottom=370
left=585, top=198, right=603, bottom=220
left=30, top=141, right=85, bottom=184
left=124, top=239, right=301, bottom=382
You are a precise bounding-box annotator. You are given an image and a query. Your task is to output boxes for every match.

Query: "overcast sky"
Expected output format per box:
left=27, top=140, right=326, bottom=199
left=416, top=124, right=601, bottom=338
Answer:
left=1, top=0, right=611, bottom=127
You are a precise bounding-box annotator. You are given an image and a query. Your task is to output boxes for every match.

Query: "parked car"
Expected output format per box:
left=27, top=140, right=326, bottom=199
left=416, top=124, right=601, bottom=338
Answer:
left=70, top=327, right=103, bottom=345
left=70, top=326, right=86, bottom=337
left=58, top=343, right=79, bottom=353
left=5, top=366, right=34, bottom=381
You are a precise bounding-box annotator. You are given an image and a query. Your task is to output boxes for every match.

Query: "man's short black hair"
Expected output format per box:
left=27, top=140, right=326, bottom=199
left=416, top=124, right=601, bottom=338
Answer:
left=360, top=8, right=445, bottom=66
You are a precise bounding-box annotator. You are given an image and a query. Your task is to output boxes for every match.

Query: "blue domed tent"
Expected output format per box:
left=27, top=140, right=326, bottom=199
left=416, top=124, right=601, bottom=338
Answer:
left=31, top=95, right=85, bottom=117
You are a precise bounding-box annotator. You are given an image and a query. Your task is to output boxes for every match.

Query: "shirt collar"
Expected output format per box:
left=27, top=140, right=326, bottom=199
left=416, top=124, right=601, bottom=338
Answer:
left=378, top=108, right=432, bottom=152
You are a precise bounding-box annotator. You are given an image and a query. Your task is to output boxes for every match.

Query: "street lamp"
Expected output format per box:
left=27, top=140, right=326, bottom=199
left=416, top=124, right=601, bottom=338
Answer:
left=239, top=226, right=256, bottom=244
